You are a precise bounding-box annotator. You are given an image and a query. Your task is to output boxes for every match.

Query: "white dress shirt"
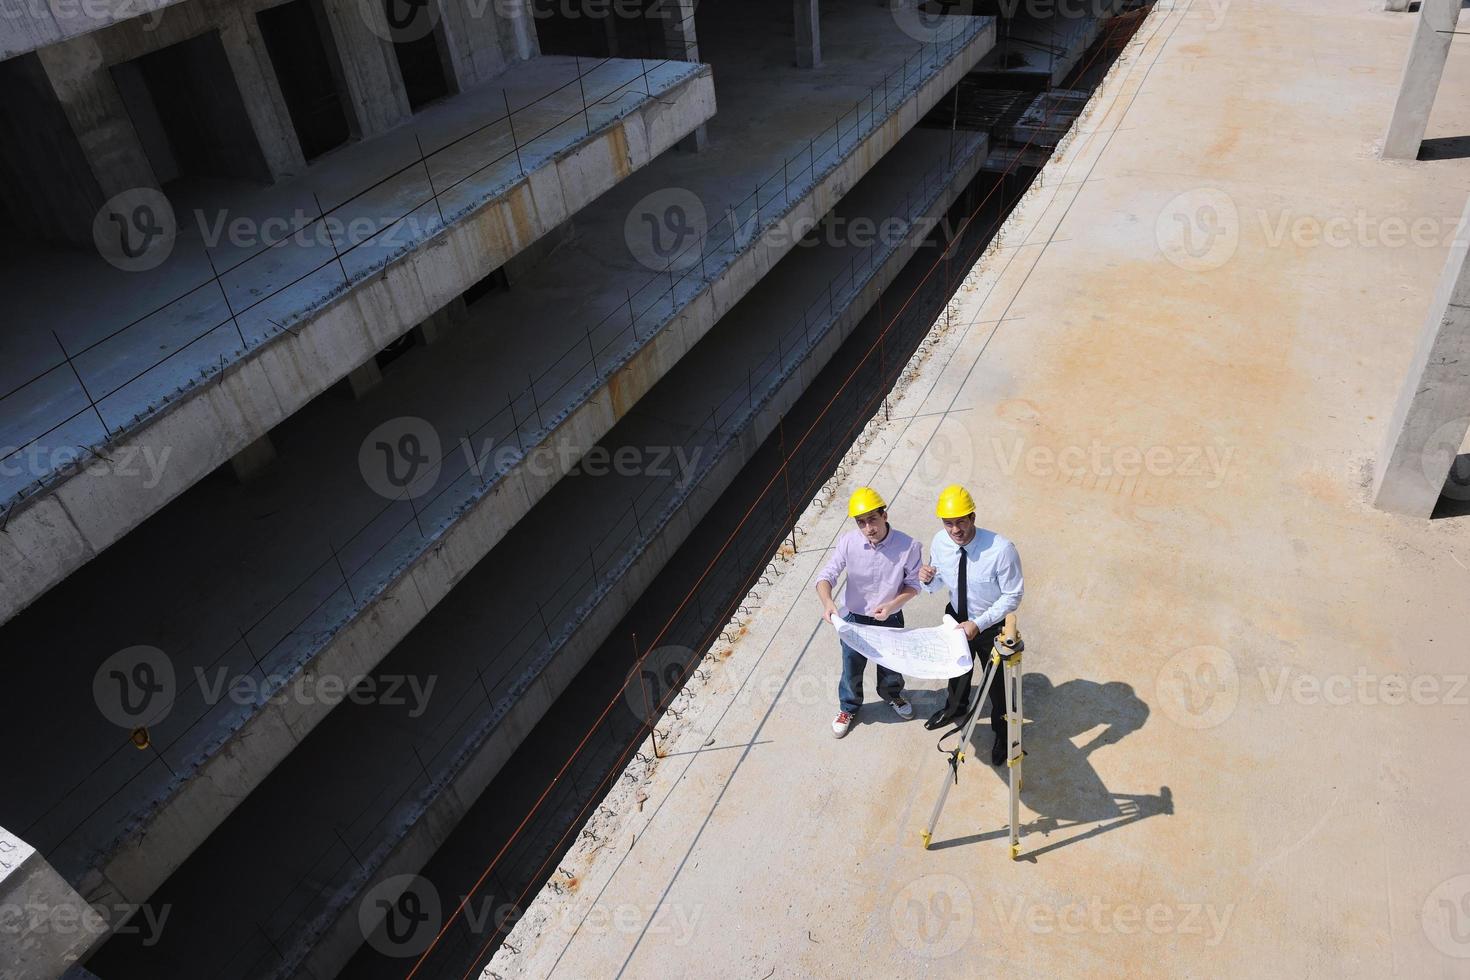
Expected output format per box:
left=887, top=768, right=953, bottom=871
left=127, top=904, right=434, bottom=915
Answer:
left=923, top=527, right=1024, bottom=631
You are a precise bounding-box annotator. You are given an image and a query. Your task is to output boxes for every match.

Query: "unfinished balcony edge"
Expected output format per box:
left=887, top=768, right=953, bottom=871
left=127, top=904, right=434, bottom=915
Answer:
left=0, top=61, right=717, bottom=628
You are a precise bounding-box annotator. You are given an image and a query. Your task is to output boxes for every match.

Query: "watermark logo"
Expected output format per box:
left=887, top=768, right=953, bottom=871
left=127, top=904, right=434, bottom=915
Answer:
left=93, top=188, right=176, bottom=273
left=1258, top=666, right=1467, bottom=707
left=93, top=646, right=175, bottom=730
left=917, top=415, right=975, bottom=490
left=1156, top=645, right=1238, bottom=729
left=1156, top=188, right=1238, bottom=272
left=360, top=874, right=442, bottom=958
left=625, top=188, right=707, bottom=273
left=359, top=0, right=440, bottom=44
left=990, top=437, right=1235, bottom=489
left=622, top=644, right=694, bottom=723
left=993, top=896, right=1234, bottom=945
left=1, top=443, right=173, bottom=490
left=890, top=873, right=973, bottom=958
left=0, top=900, right=171, bottom=949
left=360, top=416, right=443, bottom=501
left=1424, top=874, right=1470, bottom=959
left=891, top=0, right=974, bottom=44
left=93, top=646, right=438, bottom=729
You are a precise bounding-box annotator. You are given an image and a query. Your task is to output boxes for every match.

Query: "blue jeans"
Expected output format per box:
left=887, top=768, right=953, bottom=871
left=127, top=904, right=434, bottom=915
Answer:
left=838, top=611, right=905, bottom=714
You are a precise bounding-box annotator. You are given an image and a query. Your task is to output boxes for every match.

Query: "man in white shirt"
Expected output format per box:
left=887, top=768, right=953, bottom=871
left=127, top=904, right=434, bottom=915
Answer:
left=917, top=484, right=1024, bottom=764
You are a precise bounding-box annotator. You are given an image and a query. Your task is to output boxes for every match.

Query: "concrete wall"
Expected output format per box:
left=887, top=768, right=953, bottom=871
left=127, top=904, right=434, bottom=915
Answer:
left=0, top=61, right=716, bottom=632
left=291, top=129, right=988, bottom=980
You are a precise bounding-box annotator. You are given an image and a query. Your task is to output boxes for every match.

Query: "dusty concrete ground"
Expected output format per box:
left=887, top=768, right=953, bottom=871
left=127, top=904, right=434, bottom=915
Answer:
left=489, top=1, right=1470, bottom=977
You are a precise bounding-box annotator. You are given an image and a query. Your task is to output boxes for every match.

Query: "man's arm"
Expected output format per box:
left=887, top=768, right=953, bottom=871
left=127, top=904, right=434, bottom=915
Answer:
left=919, top=533, right=946, bottom=593
left=814, top=537, right=847, bottom=621
left=870, top=584, right=918, bottom=621
left=969, top=541, right=1023, bottom=632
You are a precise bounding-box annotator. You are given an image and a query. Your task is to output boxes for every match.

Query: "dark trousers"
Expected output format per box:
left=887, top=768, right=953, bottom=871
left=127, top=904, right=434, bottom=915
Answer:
left=943, top=607, right=1006, bottom=737
left=837, top=611, right=905, bottom=713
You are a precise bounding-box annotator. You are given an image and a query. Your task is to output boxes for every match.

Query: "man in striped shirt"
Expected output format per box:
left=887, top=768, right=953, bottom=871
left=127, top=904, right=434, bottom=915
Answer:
left=816, top=487, right=923, bottom=738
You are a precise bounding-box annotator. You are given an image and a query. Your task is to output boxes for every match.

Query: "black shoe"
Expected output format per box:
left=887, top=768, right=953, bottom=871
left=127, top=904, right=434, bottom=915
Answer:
left=991, top=743, right=1007, bottom=765
left=925, top=707, right=962, bottom=731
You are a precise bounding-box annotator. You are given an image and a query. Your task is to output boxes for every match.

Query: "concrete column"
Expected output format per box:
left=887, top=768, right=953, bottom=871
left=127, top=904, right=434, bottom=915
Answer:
left=218, top=7, right=307, bottom=180
left=1381, top=0, right=1459, bottom=159
left=1385, top=0, right=1411, bottom=11
left=348, top=358, right=384, bottom=397
left=230, top=432, right=278, bottom=481
left=36, top=35, right=159, bottom=202
left=659, top=0, right=700, bottom=61
left=319, top=0, right=411, bottom=138
left=414, top=296, right=468, bottom=345
left=1371, top=195, right=1470, bottom=516
left=0, top=826, right=95, bottom=979
left=794, top=0, right=820, bottom=69
left=439, top=0, right=512, bottom=90
left=662, top=0, right=704, bottom=151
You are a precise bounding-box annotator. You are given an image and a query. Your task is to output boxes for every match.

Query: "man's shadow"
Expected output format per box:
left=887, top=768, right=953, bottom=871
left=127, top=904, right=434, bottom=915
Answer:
left=929, top=673, right=1172, bottom=860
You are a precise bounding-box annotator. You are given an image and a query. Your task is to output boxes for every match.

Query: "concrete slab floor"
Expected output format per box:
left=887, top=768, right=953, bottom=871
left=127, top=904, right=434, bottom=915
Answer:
left=0, top=0, right=985, bottom=894
left=85, top=123, right=982, bottom=980
left=0, top=54, right=702, bottom=508
left=486, top=2, right=1470, bottom=977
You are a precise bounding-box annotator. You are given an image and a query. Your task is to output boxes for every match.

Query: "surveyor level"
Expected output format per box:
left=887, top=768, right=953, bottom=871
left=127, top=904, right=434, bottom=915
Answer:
left=920, top=612, right=1025, bottom=859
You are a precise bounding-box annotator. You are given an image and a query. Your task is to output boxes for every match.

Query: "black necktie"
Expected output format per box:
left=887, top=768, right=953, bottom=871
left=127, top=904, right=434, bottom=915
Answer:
left=955, top=544, right=968, bottom=622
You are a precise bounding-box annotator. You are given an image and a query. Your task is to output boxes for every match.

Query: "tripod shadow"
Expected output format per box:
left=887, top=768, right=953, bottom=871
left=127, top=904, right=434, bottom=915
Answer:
left=929, top=673, right=1172, bottom=859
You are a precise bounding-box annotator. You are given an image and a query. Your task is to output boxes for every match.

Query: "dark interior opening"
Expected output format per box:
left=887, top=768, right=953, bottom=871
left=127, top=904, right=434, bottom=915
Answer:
left=532, top=0, right=672, bottom=58
left=0, top=52, right=102, bottom=250
left=463, top=266, right=510, bottom=306
left=112, top=31, right=272, bottom=185
left=257, top=0, right=353, bottom=160
left=388, top=0, right=453, bottom=110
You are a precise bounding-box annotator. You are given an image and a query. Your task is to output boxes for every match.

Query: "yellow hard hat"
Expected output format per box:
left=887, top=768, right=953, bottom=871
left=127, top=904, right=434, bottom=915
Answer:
left=848, top=486, right=887, bottom=518
left=935, top=484, right=976, bottom=519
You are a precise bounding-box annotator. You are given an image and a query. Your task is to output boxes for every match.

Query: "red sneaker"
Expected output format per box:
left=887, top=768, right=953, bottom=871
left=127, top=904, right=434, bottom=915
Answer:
left=832, top=710, right=854, bottom=738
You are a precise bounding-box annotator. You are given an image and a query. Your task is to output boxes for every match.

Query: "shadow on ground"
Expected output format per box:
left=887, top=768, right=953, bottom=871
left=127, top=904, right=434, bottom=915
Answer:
left=930, top=674, right=1172, bottom=859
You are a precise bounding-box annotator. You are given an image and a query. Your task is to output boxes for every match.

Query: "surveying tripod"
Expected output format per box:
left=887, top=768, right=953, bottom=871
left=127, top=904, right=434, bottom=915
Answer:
left=920, top=612, right=1025, bottom=859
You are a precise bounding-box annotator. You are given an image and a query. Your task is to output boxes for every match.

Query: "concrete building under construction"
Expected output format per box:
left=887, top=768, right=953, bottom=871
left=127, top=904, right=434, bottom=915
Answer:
left=4, top=0, right=1468, bottom=978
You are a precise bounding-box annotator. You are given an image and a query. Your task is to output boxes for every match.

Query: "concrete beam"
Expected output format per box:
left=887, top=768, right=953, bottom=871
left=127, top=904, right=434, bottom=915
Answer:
left=1372, top=195, right=1470, bottom=516
left=794, top=0, right=820, bottom=68
left=1381, top=0, right=1458, bottom=159
left=0, top=827, right=94, bottom=979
